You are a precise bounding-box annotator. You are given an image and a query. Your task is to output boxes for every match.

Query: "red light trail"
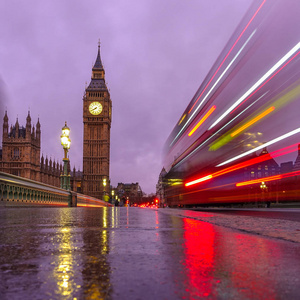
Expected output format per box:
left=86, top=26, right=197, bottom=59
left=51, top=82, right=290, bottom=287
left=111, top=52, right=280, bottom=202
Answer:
left=185, top=143, right=300, bottom=187
left=188, top=0, right=267, bottom=115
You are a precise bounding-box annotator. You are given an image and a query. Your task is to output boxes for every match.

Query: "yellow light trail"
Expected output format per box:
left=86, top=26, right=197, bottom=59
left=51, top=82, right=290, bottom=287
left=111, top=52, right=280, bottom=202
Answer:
left=236, top=175, right=281, bottom=187
left=217, top=127, right=300, bottom=167
left=178, top=114, right=186, bottom=125
left=209, top=83, right=300, bottom=152
left=236, top=170, right=300, bottom=187
left=188, top=106, right=216, bottom=137
left=170, top=30, right=256, bottom=146
left=209, top=42, right=300, bottom=130
left=230, top=106, right=275, bottom=137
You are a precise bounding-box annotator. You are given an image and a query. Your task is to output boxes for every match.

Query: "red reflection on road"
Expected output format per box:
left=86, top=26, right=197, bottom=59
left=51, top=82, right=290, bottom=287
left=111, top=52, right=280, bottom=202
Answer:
left=183, top=218, right=215, bottom=298
left=181, top=215, right=283, bottom=299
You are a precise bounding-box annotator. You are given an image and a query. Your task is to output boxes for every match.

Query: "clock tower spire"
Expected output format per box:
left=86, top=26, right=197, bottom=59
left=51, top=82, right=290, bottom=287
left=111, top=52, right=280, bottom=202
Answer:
left=92, top=41, right=105, bottom=79
left=82, top=42, right=112, bottom=199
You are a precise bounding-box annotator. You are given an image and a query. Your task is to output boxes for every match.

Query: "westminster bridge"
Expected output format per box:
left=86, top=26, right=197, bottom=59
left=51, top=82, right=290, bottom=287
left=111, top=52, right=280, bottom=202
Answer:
left=0, top=171, right=111, bottom=208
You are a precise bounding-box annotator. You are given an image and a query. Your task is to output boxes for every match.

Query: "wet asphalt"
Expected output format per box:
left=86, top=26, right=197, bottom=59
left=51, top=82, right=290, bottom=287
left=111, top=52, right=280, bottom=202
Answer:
left=0, top=206, right=299, bottom=300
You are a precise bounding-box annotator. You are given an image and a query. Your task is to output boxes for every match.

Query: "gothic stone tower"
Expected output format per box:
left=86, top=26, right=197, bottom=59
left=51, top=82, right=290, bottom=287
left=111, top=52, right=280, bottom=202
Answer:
left=1, top=111, right=41, bottom=180
left=82, top=44, right=112, bottom=199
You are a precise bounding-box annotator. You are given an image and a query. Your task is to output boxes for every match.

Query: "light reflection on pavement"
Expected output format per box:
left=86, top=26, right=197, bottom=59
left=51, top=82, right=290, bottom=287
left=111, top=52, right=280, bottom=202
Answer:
left=0, top=207, right=299, bottom=299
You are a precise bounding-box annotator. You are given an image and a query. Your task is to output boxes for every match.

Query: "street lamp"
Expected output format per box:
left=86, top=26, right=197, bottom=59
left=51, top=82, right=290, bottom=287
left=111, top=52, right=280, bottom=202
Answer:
left=111, top=190, right=115, bottom=204
left=260, top=181, right=267, bottom=203
left=102, top=177, right=107, bottom=200
left=260, top=181, right=267, bottom=191
left=60, top=122, right=71, bottom=190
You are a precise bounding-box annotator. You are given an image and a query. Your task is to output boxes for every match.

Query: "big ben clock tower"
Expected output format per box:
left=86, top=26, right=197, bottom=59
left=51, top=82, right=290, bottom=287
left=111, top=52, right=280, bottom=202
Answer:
left=82, top=43, right=112, bottom=199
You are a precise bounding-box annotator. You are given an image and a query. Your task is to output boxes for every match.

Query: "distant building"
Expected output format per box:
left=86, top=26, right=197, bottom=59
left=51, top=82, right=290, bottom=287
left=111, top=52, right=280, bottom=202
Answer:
left=71, top=167, right=83, bottom=193
left=116, top=182, right=143, bottom=203
left=0, top=111, right=82, bottom=191
left=281, top=161, right=293, bottom=174
left=0, top=111, right=44, bottom=181
left=156, top=167, right=167, bottom=206
left=244, top=147, right=280, bottom=181
left=281, top=144, right=300, bottom=200
left=293, top=145, right=300, bottom=171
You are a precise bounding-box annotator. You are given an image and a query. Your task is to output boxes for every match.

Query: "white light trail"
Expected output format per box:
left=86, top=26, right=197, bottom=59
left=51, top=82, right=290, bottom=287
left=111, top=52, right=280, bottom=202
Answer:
left=216, top=127, right=300, bottom=167
left=173, top=92, right=267, bottom=168
left=170, top=30, right=256, bottom=146
left=209, top=42, right=300, bottom=130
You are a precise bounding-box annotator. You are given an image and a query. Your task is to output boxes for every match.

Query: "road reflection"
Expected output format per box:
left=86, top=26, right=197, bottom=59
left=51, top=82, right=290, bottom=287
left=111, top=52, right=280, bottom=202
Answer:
left=49, top=208, right=84, bottom=298
left=54, top=226, right=76, bottom=297
left=183, top=219, right=215, bottom=298
left=181, top=217, right=294, bottom=299
left=49, top=208, right=112, bottom=298
left=80, top=207, right=111, bottom=299
left=0, top=207, right=299, bottom=299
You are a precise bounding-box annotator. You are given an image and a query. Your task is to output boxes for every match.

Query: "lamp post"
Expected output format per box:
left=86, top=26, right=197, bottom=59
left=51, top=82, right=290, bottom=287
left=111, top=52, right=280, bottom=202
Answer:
left=111, top=189, right=115, bottom=204
left=60, top=122, right=71, bottom=190
left=260, top=181, right=267, bottom=202
left=102, top=178, right=107, bottom=200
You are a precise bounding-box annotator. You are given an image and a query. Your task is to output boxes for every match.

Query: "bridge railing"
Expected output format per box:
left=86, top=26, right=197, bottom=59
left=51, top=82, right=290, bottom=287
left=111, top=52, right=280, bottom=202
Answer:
left=0, top=172, right=112, bottom=208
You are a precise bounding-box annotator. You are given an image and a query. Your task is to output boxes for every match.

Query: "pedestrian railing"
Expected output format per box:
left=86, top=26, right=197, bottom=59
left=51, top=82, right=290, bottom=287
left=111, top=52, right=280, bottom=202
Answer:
left=0, top=172, right=112, bottom=207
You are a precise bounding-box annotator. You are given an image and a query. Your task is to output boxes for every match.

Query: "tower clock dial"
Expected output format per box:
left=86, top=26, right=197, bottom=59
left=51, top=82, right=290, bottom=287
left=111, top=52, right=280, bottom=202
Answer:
left=89, top=101, right=103, bottom=115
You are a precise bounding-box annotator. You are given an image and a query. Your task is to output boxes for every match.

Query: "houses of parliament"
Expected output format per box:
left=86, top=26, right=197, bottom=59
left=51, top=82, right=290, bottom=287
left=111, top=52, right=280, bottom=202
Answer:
left=0, top=44, right=112, bottom=198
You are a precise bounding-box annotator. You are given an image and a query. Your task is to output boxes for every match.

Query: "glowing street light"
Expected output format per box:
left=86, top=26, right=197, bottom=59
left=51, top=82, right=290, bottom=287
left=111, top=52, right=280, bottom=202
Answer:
left=260, top=181, right=267, bottom=190
left=60, top=122, right=71, bottom=190
left=260, top=181, right=268, bottom=204
left=102, top=177, right=108, bottom=201
left=103, top=178, right=107, bottom=187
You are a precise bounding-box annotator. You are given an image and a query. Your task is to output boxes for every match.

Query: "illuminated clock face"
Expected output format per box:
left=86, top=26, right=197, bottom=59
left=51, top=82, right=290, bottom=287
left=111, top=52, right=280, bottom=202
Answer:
left=89, top=102, right=103, bottom=115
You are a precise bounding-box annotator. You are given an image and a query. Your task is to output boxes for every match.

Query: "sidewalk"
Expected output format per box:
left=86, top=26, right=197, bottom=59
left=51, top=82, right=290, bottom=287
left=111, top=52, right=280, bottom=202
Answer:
left=160, top=208, right=300, bottom=243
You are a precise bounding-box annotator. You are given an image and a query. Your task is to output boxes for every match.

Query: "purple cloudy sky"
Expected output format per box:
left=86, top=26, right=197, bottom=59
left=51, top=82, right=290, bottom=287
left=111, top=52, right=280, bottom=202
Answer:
left=0, top=0, right=251, bottom=194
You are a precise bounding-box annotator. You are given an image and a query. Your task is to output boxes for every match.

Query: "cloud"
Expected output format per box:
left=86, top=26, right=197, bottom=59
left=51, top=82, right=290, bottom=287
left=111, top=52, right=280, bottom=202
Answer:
left=0, top=0, right=251, bottom=193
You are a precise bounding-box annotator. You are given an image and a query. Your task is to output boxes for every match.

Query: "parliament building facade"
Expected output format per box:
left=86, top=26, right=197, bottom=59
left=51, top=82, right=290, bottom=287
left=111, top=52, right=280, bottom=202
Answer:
left=0, top=44, right=111, bottom=197
left=0, top=111, right=61, bottom=187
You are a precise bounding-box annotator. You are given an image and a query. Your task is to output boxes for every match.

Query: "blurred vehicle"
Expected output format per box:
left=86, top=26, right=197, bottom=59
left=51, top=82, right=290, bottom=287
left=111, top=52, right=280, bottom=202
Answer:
left=162, top=0, right=300, bottom=207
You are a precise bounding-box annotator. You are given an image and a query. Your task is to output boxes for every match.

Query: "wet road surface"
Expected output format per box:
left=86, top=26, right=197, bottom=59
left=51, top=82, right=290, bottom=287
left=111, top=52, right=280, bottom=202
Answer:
left=0, top=207, right=299, bottom=299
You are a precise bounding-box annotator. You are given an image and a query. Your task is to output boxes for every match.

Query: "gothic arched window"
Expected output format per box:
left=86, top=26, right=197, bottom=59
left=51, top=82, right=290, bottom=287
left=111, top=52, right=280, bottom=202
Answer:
left=13, top=147, right=20, bottom=160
